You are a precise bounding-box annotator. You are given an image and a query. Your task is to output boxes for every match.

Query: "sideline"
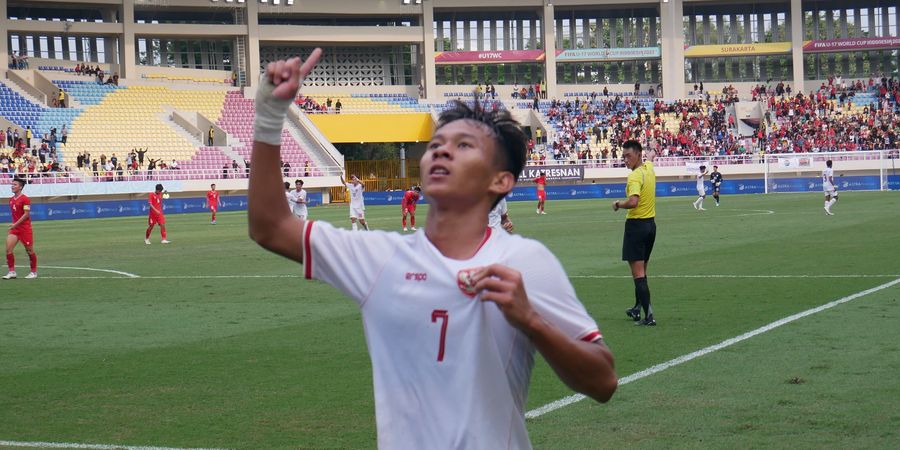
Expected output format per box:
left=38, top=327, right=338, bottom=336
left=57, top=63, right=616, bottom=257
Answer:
left=525, top=277, right=900, bottom=419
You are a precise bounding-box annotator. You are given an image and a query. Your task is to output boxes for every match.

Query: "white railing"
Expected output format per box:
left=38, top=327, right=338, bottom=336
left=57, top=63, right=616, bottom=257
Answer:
left=0, top=166, right=345, bottom=184
left=527, top=149, right=900, bottom=169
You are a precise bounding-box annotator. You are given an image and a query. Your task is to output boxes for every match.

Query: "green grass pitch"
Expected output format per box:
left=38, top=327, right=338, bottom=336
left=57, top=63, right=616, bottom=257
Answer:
left=2, top=191, right=899, bottom=449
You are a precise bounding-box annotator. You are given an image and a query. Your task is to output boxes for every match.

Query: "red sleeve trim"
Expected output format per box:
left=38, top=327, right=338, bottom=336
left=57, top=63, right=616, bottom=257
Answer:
left=303, top=221, right=313, bottom=279
left=579, top=330, right=603, bottom=343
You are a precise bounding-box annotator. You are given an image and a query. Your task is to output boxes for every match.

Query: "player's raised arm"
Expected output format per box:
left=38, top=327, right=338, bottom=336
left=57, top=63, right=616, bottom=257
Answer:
left=248, top=50, right=322, bottom=263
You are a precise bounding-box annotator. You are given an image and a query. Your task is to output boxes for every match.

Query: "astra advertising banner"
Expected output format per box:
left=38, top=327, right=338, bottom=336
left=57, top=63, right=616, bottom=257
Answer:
left=434, top=50, right=546, bottom=64
left=803, top=37, right=900, bottom=53
left=2, top=194, right=322, bottom=222
left=555, top=47, right=661, bottom=62
left=684, top=42, right=791, bottom=57
left=3, top=177, right=893, bottom=223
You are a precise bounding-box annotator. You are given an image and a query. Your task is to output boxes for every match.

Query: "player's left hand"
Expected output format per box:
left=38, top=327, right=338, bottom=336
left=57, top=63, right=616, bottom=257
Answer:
left=470, top=264, right=539, bottom=332
left=612, top=200, right=620, bottom=211
left=501, top=220, right=514, bottom=233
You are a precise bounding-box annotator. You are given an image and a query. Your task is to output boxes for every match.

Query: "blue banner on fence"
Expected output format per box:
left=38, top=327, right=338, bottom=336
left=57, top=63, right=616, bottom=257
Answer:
left=3, top=175, right=894, bottom=222
left=7, top=193, right=322, bottom=222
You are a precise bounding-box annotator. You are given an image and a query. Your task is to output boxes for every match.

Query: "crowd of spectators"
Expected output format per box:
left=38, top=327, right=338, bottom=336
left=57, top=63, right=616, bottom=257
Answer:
left=0, top=125, right=72, bottom=178
left=73, top=63, right=119, bottom=86
left=527, top=76, right=900, bottom=164
left=530, top=94, right=741, bottom=164
left=762, top=76, right=900, bottom=153
left=297, top=95, right=342, bottom=114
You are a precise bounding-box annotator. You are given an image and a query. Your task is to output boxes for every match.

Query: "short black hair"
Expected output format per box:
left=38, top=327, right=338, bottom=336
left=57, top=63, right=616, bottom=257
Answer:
left=699, top=165, right=707, bottom=172
left=713, top=165, right=718, bottom=169
left=413, top=185, right=421, bottom=192
left=155, top=183, right=164, bottom=192
left=295, top=179, right=304, bottom=186
left=826, top=160, right=833, bottom=168
left=436, top=99, right=527, bottom=184
left=12, top=177, right=26, bottom=187
left=284, top=181, right=291, bottom=190
left=622, top=140, right=643, bottom=154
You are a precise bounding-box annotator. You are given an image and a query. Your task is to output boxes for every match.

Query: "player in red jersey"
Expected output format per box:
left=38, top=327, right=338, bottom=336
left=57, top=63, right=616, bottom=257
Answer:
left=534, top=171, right=547, bottom=214
left=145, top=183, right=170, bottom=245
left=401, top=185, right=421, bottom=231
left=206, top=183, right=220, bottom=224
left=4, top=178, right=37, bottom=279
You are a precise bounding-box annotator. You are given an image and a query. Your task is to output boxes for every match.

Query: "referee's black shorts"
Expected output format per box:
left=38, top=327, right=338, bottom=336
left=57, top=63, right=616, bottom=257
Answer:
left=622, top=218, right=656, bottom=262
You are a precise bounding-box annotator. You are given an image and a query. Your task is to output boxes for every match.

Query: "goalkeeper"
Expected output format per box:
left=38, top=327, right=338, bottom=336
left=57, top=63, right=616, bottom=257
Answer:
left=710, top=165, right=723, bottom=206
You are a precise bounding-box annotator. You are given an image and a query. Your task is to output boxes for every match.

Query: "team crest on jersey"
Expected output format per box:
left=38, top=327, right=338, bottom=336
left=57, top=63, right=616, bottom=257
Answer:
left=457, top=269, right=479, bottom=298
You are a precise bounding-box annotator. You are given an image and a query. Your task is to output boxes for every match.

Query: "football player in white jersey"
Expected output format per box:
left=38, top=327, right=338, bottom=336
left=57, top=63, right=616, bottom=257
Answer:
left=288, top=179, right=308, bottom=220
left=692, top=165, right=708, bottom=211
left=248, top=52, right=617, bottom=449
left=822, top=159, right=838, bottom=215
left=487, top=197, right=514, bottom=232
left=341, top=174, right=369, bottom=230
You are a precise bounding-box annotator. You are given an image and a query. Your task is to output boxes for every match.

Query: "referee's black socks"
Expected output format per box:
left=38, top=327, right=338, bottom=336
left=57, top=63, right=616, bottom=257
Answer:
left=634, top=276, right=652, bottom=318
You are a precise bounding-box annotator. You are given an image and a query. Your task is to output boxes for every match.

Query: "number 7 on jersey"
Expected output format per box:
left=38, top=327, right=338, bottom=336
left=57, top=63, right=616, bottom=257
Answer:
left=431, top=310, right=449, bottom=362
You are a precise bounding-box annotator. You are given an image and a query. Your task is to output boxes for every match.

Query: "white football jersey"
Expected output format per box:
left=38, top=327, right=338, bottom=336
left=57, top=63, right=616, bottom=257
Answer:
left=696, top=173, right=705, bottom=190
left=488, top=198, right=508, bottom=229
left=289, top=189, right=308, bottom=217
left=301, top=221, right=602, bottom=449
left=822, top=167, right=834, bottom=189
left=347, top=183, right=365, bottom=208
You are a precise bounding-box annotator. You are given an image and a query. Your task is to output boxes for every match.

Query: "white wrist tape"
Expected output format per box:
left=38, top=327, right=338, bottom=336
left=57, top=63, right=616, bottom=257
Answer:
left=253, top=73, right=294, bottom=146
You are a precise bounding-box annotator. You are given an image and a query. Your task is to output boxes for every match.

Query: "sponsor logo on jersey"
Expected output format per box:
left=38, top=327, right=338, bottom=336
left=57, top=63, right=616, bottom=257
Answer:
left=405, top=272, right=427, bottom=282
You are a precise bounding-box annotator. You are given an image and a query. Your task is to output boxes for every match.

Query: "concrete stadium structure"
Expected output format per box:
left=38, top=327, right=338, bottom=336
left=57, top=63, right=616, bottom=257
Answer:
left=2, top=0, right=898, bottom=100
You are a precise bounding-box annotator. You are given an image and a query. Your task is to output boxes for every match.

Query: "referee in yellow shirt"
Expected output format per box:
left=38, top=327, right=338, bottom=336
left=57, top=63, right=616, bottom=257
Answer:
left=613, top=140, right=657, bottom=326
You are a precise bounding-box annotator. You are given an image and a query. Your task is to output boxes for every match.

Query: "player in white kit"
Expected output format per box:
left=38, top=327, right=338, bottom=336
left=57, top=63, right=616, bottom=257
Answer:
left=247, top=52, right=617, bottom=449
left=692, top=165, right=708, bottom=211
left=342, top=174, right=369, bottom=230
left=487, top=197, right=514, bottom=232
left=822, top=160, right=838, bottom=215
left=288, top=179, right=308, bottom=220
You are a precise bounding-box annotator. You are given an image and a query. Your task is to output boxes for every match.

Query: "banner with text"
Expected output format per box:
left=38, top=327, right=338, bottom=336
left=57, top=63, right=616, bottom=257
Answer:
left=434, top=50, right=545, bottom=64
left=684, top=42, right=791, bottom=58
left=803, top=37, right=900, bottom=53
left=519, top=165, right=585, bottom=182
left=555, top=47, right=661, bottom=62
left=776, top=156, right=813, bottom=169
left=0, top=194, right=322, bottom=222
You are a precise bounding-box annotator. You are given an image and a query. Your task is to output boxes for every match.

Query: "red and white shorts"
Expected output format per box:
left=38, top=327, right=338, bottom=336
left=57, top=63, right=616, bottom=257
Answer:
left=537, top=190, right=546, bottom=201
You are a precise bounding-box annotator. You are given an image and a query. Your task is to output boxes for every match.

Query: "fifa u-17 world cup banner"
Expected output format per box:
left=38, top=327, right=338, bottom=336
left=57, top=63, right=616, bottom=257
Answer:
left=555, top=47, right=661, bottom=62
left=803, top=37, right=900, bottom=53
left=684, top=42, right=791, bottom=57
left=520, top=165, right=585, bottom=182
left=776, top=157, right=813, bottom=169
left=434, top=50, right=546, bottom=64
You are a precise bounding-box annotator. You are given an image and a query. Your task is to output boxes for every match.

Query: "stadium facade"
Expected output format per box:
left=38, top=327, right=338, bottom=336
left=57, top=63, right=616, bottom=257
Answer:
left=2, top=0, right=898, bottom=100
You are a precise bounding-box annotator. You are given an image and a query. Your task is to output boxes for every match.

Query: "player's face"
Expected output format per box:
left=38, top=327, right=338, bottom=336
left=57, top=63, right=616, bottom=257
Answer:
left=421, top=119, right=507, bottom=207
left=11, top=182, right=22, bottom=195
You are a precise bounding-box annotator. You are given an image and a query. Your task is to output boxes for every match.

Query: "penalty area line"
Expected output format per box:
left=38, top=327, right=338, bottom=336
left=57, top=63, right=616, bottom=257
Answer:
left=0, top=440, right=229, bottom=450
left=525, top=277, right=900, bottom=419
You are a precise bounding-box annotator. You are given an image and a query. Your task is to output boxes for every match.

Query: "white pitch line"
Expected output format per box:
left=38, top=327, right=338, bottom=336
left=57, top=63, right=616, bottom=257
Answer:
left=570, top=274, right=900, bottom=279
left=42, top=265, right=140, bottom=278
left=38, top=275, right=301, bottom=280
left=525, top=277, right=900, bottom=419
left=0, top=440, right=229, bottom=450
left=33, top=274, right=900, bottom=280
